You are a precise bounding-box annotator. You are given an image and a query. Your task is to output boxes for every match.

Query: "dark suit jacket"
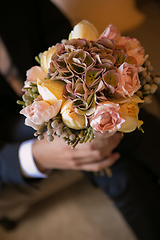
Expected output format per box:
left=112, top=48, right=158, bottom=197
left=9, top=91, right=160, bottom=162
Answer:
left=0, top=0, right=72, bottom=190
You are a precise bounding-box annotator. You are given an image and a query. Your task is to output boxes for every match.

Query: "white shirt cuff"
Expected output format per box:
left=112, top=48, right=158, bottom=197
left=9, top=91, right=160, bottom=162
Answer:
left=19, top=139, right=47, bottom=178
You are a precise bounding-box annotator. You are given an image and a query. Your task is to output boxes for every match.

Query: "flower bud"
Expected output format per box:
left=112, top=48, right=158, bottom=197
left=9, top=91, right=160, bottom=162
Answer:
left=41, top=46, right=55, bottom=73
left=150, top=84, right=158, bottom=94
left=154, top=77, right=160, bottom=85
left=61, top=100, right=87, bottom=129
left=24, top=66, right=46, bottom=88
left=143, top=84, right=151, bottom=91
left=119, top=95, right=144, bottom=132
left=37, top=79, right=66, bottom=105
left=144, top=96, right=152, bottom=104
left=69, top=20, right=99, bottom=41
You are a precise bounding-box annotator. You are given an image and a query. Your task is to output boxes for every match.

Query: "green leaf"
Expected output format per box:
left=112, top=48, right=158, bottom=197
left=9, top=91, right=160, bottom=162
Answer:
left=35, top=56, right=41, bottom=65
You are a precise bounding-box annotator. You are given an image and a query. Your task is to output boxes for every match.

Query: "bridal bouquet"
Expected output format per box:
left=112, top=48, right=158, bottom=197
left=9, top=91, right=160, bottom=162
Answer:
left=18, top=20, right=160, bottom=149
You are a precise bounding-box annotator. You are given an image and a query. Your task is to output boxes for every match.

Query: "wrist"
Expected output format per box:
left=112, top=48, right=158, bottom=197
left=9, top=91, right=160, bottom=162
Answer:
left=19, top=139, right=48, bottom=178
left=34, top=159, right=48, bottom=173
left=32, top=140, right=48, bottom=173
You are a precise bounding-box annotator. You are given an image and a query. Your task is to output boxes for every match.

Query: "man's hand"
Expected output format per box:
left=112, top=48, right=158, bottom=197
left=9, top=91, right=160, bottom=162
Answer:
left=32, top=132, right=123, bottom=173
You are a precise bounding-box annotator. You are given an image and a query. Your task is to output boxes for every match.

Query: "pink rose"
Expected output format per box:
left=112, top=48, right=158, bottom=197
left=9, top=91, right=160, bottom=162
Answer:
left=100, top=25, right=146, bottom=66
left=20, top=100, right=62, bottom=130
left=24, top=66, right=46, bottom=87
left=125, top=38, right=146, bottom=66
left=100, top=24, right=121, bottom=42
left=100, top=25, right=131, bottom=50
left=116, top=62, right=141, bottom=97
left=90, top=101, right=125, bottom=137
left=117, top=36, right=130, bottom=46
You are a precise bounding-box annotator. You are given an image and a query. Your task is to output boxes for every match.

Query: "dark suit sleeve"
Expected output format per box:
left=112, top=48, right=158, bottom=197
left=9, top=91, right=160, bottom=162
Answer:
left=133, top=109, right=160, bottom=177
left=0, top=112, right=42, bottom=190
left=0, top=142, right=27, bottom=185
left=0, top=73, right=36, bottom=188
left=0, top=92, right=36, bottom=188
left=115, top=108, right=160, bottom=178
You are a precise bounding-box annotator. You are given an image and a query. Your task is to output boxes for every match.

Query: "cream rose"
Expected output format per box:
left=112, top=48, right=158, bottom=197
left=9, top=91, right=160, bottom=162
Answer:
left=90, top=101, right=125, bottom=137
left=117, top=62, right=141, bottom=98
left=20, top=100, right=62, bottom=130
left=41, top=46, right=55, bottom=73
left=119, top=95, right=144, bottom=132
left=69, top=20, right=99, bottom=41
left=61, top=99, right=87, bottom=129
left=37, top=79, right=66, bottom=105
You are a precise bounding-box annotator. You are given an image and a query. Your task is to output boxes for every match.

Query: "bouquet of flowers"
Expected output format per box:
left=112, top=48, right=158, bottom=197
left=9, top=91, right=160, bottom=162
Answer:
left=18, top=20, right=160, bottom=149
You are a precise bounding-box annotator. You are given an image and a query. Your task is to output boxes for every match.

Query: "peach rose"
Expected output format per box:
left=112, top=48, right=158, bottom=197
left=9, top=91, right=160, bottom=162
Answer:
left=100, top=25, right=146, bottom=66
left=24, top=66, right=46, bottom=87
left=100, top=24, right=128, bottom=46
left=100, top=24, right=121, bottom=42
left=90, top=101, right=125, bottom=137
left=20, top=100, right=62, bottom=130
left=117, top=36, right=130, bottom=46
left=116, top=62, right=141, bottom=98
left=125, top=38, right=146, bottom=66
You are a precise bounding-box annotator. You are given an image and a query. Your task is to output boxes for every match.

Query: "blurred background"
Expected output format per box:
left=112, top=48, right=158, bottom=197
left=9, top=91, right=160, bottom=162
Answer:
left=0, top=0, right=159, bottom=239
left=52, top=0, right=146, bottom=33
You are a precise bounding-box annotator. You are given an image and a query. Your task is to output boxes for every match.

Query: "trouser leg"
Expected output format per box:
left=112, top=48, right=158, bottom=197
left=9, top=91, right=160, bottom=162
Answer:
left=87, top=157, right=160, bottom=240
left=0, top=170, right=83, bottom=220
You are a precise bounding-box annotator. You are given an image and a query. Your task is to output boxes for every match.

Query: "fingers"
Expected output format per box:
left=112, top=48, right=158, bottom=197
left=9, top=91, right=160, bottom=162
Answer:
left=76, top=152, right=120, bottom=172
left=91, top=132, right=123, bottom=152
left=33, top=132, right=122, bottom=172
left=72, top=149, right=103, bottom=162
